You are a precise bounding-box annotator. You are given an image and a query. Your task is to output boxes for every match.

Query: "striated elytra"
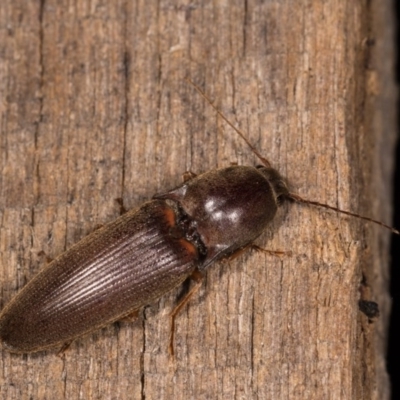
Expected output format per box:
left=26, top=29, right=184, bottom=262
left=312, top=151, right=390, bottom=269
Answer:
left=0, top=165, right=289, bottom=353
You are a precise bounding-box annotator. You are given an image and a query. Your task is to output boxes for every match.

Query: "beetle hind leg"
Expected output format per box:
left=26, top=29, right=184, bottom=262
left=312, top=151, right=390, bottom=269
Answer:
left=57, top=341, right=72, bottom=358
left=169, top=269, right=203, bottom=357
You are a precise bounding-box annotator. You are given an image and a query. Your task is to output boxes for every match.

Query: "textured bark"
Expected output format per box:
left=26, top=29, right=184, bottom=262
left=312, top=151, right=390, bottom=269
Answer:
left=0, top=1, right=396, bottom=399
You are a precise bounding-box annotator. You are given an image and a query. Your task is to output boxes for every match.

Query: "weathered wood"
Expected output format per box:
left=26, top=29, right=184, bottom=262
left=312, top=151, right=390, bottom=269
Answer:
left=0, top=0, right=396, bottom=399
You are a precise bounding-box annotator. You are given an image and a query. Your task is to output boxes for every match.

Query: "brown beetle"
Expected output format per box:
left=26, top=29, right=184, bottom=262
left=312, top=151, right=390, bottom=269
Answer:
left=0, top=81, right=398, bottom=354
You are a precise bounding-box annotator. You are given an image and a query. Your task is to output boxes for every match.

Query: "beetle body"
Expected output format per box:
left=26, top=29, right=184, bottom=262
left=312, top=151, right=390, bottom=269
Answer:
left=0, top=165, right=287, bottom=353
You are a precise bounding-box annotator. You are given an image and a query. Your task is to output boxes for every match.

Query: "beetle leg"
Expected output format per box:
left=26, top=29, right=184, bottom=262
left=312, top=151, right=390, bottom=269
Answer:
left=249, top=244, right=291, bottom=257
left=182, top=171, right=197, bottom=182
left=169, top=269, right=203, bottom=356
left=222, top=244, right=289, bottom=263
left=57, top=341, right=72, bottom=358
left=221, top=244, right=253, bottom=262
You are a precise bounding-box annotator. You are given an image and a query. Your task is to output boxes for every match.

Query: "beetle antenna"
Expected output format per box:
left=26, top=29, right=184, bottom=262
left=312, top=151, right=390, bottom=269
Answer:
left=186, top=78, right=272, bottom=168
left=289, top=192, right=400, bottom=235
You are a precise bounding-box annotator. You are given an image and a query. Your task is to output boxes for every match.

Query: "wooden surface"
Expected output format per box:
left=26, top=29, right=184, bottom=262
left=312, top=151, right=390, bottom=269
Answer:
left=0, top=0, right=396, bottom=399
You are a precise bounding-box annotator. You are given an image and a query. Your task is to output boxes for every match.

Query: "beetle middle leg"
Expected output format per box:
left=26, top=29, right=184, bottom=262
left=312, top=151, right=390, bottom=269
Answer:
left=169, top=269, right=203, bottom=356
left=223, top=244, right=289, bottom=263
left=249, top=244, right=291, bottom=257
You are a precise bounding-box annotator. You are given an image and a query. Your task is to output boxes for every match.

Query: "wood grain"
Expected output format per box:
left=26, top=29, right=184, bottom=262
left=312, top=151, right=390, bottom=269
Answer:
left=0, top=0, right=396, bottom=399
